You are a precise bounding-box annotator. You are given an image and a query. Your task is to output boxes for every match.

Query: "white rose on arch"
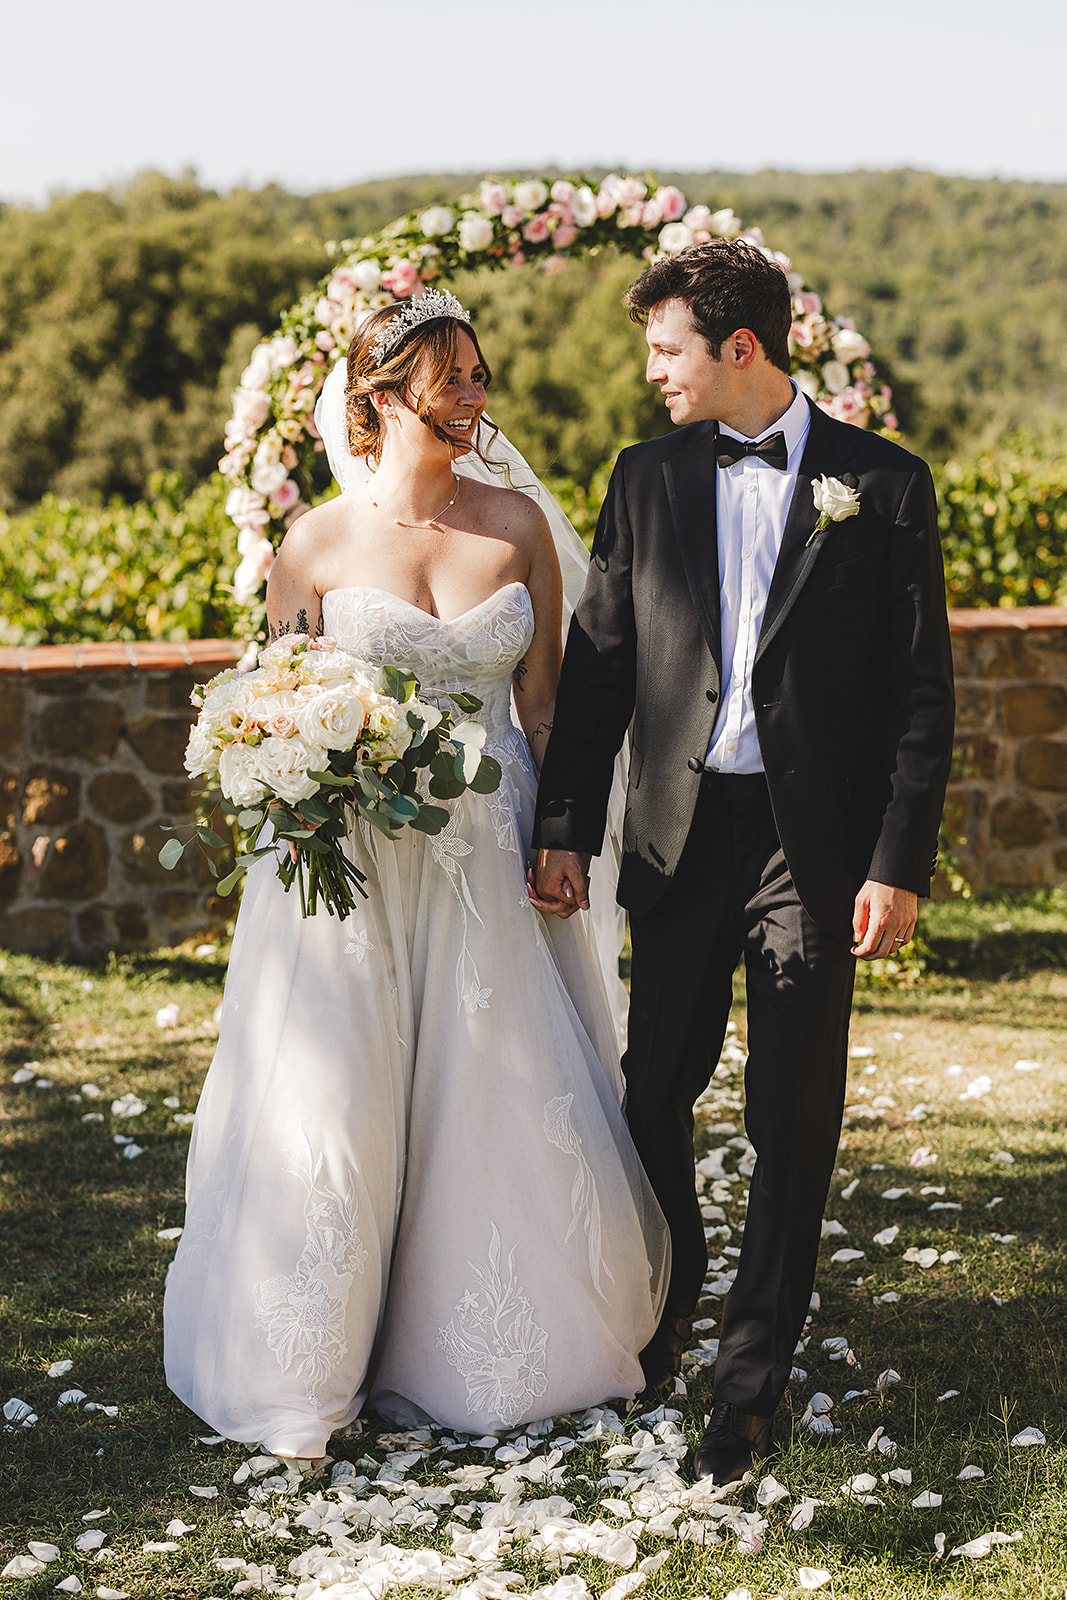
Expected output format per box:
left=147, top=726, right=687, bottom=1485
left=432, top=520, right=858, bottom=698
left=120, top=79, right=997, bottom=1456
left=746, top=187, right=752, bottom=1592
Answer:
left=421, top=206, right=454, bottom=237
left=831, top=327, right=871, bottom=364
left=513, top=179, right=549, bottom=212
left=659, top=222, right=695, bottom=255
left=459, top=212, right=495, bottom=252
left=821, top=360, right=851, bottom=395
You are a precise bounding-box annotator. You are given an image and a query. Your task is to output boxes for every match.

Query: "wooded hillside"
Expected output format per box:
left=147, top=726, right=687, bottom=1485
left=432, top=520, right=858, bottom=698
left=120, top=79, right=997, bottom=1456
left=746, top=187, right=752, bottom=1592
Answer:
left=1, top=166, right=1064, bottom=506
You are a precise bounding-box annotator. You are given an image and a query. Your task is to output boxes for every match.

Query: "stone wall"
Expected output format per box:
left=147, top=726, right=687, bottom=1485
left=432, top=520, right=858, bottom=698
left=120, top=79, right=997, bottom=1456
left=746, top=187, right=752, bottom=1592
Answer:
left=0, top=611, right=1064, bottom=954
left=947, top=607, right=1067, bottom=893
left=0, top=640, right=243, bottom=953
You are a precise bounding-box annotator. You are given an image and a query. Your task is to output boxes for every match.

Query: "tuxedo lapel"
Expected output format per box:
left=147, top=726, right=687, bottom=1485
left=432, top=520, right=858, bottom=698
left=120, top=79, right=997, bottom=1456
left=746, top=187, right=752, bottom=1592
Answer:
left=755, top=401, right=857, bottom=664
left=662, top=422, right=722, bottom=674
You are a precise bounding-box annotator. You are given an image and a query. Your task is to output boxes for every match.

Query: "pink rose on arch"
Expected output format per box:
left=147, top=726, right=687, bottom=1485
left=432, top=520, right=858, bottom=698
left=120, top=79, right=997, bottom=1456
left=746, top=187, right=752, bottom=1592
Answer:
left=501, top=204, right=525, bottom=228
left=820, top=390, right=870, bottom=427
left=641, top=197, right=664, bottom=228
left=548, top=201, right=574, bottom=225
left=542, top=255, right=567, bottom=276
left=596, top=188, right=618, bottom=218
left=272, top=481, right=300, bottom=514
left=552, top=222, right=578, bottom=250
left=509, top=250, right=526, bottom=268
left=522, top=213, right=551, bottom=244
left=684, top=205, right=712, bottom=230
left=618, top=203, right=645, bottom=228
left=656, top=186, right=687, bottom=222
left=797, top=291, right=823, bottom=317
left=385, top=258, right=420, bottom=297
left=790, top=320, right=815, bottom=349
left=315, top=330, right=335, bottom=353
left=550, top=179, right=576, bottom=206
left=315, top=296, right=340, bottom=327
left=693, top=229, right=712, bottom=245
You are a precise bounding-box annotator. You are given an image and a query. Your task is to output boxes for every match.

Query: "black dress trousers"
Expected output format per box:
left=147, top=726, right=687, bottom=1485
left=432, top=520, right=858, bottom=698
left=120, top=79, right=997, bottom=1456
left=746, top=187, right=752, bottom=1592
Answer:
left=623, top=772, right=856, bottom=1417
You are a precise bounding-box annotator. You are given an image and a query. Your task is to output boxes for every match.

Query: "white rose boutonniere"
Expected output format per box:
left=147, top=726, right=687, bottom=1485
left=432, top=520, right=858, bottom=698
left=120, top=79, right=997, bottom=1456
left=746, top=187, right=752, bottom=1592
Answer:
left=808, top=474, right=861, bottom=547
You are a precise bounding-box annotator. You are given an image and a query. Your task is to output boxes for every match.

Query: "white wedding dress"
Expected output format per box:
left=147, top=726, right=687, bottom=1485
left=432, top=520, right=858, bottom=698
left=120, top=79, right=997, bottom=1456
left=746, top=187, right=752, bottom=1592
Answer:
left=163, top=578, right=669, bottom=1456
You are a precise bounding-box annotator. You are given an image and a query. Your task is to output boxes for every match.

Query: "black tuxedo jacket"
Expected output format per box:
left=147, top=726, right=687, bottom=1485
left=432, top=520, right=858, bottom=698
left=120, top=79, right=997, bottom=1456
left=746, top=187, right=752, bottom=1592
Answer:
left=534, top=400, right=955, bottom=939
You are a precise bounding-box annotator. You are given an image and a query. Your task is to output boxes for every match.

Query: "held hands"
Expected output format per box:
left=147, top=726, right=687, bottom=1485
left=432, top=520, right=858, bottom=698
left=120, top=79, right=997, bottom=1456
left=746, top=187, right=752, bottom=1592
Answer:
left=852, top=880, right=918, bottom=959
left=527, top=848, right=592, bottom=918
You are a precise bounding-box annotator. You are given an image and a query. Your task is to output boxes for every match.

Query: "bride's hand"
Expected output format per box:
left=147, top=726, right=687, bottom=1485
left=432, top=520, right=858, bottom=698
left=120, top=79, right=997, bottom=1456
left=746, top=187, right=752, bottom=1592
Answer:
left=529, top=849, right=591, bottom=918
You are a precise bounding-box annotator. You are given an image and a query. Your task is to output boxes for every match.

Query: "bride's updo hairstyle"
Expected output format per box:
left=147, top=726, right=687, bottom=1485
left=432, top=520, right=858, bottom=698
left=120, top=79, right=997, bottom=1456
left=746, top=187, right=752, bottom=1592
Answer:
left=345, top=303, right=497, bottom=469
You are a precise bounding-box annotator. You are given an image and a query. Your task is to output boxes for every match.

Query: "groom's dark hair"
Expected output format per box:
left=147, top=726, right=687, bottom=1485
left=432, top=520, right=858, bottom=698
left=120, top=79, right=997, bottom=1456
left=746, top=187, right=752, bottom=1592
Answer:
left=626, top=239, right=792, bottom=373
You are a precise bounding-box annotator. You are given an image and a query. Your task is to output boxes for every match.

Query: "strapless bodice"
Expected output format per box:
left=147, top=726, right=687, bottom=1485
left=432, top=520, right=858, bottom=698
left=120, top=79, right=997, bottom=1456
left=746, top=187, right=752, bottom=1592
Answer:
left=321, top=582, right=534, bottom=743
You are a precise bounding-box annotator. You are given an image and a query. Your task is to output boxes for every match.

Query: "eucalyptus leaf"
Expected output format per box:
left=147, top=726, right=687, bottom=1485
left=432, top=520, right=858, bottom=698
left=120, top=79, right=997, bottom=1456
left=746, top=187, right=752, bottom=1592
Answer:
left=196, top=826, right=228, bottom=849
left=381, top=793, right=420, bottom=824
left=359, top=805, right=401, bottom=837
left=237, top=808, right=265, bottom=828
left=216, top=856, right=256, bottom=896
left=448, top=691, right=483, bottom=713
left=158, top=838, right=186, bottom=870
left=429, top=772, right=465, bottom=800
left=307, top=769, right=356, bottom=787
left=407, top=805, right=451, bottom=835
left=376, top=664, right=417, bottom=703
left=468, top=753, right=503, bottom=794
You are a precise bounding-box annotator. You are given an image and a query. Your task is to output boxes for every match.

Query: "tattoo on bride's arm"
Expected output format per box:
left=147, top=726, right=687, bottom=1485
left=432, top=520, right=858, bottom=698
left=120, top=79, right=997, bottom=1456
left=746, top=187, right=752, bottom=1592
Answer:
left=512, top=658, right=528, bottom=690
left=534, top=721, right=553, bottom=741
left=268, top=618, right=291, bottom=642
left=296, top=607, right=309, bottom=635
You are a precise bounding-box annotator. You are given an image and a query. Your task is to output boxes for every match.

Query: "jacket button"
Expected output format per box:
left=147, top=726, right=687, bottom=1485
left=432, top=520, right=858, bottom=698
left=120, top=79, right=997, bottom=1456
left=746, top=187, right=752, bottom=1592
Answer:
left=706, top=688, right=718, bottom=702
left=687, top=756, right=703, bottom=772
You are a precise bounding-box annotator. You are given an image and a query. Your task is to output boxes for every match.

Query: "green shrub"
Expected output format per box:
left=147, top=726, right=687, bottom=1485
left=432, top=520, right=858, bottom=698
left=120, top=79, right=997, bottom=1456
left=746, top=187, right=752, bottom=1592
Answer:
left=934, top=433, right=1067, bottom=608
left=0, top=473, right=245, bottom=645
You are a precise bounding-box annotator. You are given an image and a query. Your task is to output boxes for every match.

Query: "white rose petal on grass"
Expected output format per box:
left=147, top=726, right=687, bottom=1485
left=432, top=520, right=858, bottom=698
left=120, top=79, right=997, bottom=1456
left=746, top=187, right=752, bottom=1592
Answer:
left=162, top=1095, right=181, bottom=1109
left=95, top=1590, right=131, bottom=1599
left=154, top=1004, right=181, bottom=1030
left=156, top=1227, right=183, bottom=1241
left=951, top=1530, right=1023, bottom=1559
left=850, top=1045, right=876, bottom=1058
left=756, top=1474, right=790, bottom=1507
left=877, top=1368, right=902, bottom=1391
left=831, top=1248, right=865, bottom=1264
left=4, top=1397, right=38, bottom=1426
left=933, top=1531, right=947, bottom=1559
left=873, top=1290, right=900, bottom=1305
left=3, top=1555, right=48, bottom=1578
left=12, top=1066, right=37, bottom=1083
left=840, top=1177, right=859, bottom=1199
left=47, top=1359, right=74, bottom=1378
left=991, top=1149, right=1015, bottom=1164
left=958, top=1464, right=985, bottom=1480
left=912, top=1490, right=943, bottom=1509
left=884, top=1467, right=912, bottom=1485
left=873, top=1225, right=900, bottom=1246
left=937, top=1390, right=961, bottom=1402
left=28, top=1542, right=61, bottom=1562
left=121, top=1144, right=144, bottom=1160
left=188, top=1484, right=219, bottom=1498
left=881, top=1187, right=911, bottom=1200
left=1013, top=1059, right=1041, bottom=1071
left=1011, top=1427, right=1046, bottom=1447
left=990, top=1233, right=1017, bottom=1244
left=903, top=1247, right=940, bottom=1269
left=821, top=1219, right=848, bottom=1238
left=75, top=1531, right=108, bottom=1553
left=788, top=1497, right=825, bottom=1531
left=797, top=1570, right=833, bottom=1592
left=163, top=1520, right=196, bottom=1538
left=55, top=1578, right=83, bottom=1594
left=909, top=1146, right=938, bottom=1168
left=141, top=1542, right=180, bottom=1553
left=82, top=1511, right=110, bottom=1522
left=725, top=1590, right=753, bottom=1600
left=58, top=1388, right=87, bottom=1405
left=111, top=1093, right=146, bottom=1116
left=940, top=1251, right=963, bottom=1264
left=822, top=1336, right=850, bottom=1357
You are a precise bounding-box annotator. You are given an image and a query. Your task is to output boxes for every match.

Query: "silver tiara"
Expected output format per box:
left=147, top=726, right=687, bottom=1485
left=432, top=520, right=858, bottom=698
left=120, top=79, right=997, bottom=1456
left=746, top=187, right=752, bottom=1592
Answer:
left=369, top=286, right=471, bottom=365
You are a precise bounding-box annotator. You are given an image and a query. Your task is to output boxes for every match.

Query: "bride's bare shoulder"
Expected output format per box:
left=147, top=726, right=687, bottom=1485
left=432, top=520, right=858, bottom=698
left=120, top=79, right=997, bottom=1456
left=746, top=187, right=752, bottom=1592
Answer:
left=272, top=493, right=358, bottom=574
left=466, top=477, right=550, bottom=545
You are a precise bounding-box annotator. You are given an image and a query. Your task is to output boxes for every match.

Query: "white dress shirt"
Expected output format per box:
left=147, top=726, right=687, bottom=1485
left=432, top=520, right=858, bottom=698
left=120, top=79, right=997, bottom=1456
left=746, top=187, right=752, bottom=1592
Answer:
left=705, top=384, right=812, bottom=773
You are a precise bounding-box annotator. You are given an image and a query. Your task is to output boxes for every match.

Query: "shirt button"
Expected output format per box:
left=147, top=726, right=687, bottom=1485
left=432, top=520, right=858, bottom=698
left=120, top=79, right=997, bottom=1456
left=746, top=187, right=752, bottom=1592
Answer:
left=727, top=741, right=736, bottom=751
left=733, top=677, right=742, bottom=687
left=746, top=480, right=757, bottom=495
left=740, top=613, right=749, bottom=624
left=742, top=547, right=752, bottom=558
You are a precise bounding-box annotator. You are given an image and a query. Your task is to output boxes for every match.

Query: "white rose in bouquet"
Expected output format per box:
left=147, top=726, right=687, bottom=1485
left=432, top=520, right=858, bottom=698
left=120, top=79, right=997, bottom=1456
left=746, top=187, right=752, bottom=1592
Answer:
left=200, top=674, right=255, bottom=732
left=184, top=721, right=217, bottom=782
left=295, top=686, right=371, bottom=752
left=458, top=212, right=495, bottom=251
left=256, top=735, right=327, bottom=805
left=831, top=327, right=870, bottom=364
left=298, top=646, right=369, bottom=687
left=219, top=742, right=270, bottom=807
left=361, top=698, right=414, bottom=764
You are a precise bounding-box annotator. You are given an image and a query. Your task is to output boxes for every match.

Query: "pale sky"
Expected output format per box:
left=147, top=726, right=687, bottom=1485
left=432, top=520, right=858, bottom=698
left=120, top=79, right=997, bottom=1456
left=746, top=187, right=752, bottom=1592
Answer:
left=3, top=0, right=1065, bottom=205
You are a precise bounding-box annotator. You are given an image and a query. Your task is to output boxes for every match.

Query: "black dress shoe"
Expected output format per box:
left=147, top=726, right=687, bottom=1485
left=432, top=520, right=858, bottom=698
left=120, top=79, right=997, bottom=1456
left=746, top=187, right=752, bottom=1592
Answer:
left=637, top=1311, right=692, bottom=1399
left=690, top=1401, right=773, bottom=1484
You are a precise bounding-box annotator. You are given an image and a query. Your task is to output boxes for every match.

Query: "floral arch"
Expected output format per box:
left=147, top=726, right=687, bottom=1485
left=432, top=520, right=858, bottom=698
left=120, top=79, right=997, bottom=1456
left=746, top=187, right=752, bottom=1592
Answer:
left=221, top=173, right=894, bottom=607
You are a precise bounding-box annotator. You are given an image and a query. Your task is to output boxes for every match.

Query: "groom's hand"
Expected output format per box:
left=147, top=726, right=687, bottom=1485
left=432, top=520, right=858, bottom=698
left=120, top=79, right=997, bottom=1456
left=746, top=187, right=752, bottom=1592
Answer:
left=530, top=849, right=592, bottom=918
left=852, top=881, right=918, bottom=959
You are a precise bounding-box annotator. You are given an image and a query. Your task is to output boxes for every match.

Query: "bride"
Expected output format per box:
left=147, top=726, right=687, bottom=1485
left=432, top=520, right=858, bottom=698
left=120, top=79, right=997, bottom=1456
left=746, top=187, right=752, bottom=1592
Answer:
left=163, top=290, right=669, bottom=1458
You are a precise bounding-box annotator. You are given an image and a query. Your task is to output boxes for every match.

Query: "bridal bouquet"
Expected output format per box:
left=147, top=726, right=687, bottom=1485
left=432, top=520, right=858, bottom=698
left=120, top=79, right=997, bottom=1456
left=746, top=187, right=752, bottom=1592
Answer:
left=161, top=633, right=501, bottom=919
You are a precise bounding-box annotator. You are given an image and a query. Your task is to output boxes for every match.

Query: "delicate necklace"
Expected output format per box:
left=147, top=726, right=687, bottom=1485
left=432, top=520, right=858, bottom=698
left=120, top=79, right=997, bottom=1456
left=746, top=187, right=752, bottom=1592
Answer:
left=365, top=474, right=461, bottom=529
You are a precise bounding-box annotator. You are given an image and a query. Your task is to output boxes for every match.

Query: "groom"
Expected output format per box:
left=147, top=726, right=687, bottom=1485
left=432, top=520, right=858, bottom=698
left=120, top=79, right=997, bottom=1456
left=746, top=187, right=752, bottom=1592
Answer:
left=533, top=240, right=954, bottom=1483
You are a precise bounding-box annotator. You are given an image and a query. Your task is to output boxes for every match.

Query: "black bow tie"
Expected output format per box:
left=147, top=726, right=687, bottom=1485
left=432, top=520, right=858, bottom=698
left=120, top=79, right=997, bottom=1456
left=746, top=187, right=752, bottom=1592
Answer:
left=715, top=430, right=788, bottom=471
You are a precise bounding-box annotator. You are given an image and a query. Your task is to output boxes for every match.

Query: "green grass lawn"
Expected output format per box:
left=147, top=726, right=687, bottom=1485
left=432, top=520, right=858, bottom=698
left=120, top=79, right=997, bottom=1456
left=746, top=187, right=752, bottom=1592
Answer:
left=1, top=902, right=1065, bottom=1599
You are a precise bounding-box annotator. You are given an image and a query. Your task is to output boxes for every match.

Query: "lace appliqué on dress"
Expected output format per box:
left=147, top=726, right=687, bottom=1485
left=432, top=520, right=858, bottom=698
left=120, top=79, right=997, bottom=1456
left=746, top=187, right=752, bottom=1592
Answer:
left=253, top=1134, right=369, bottom=1400
left=431, top=801, right=494, bottom=1016
left=544, top=1094, right=613, bottom=1302
left=436, top=1224, right=549, bottom=1428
